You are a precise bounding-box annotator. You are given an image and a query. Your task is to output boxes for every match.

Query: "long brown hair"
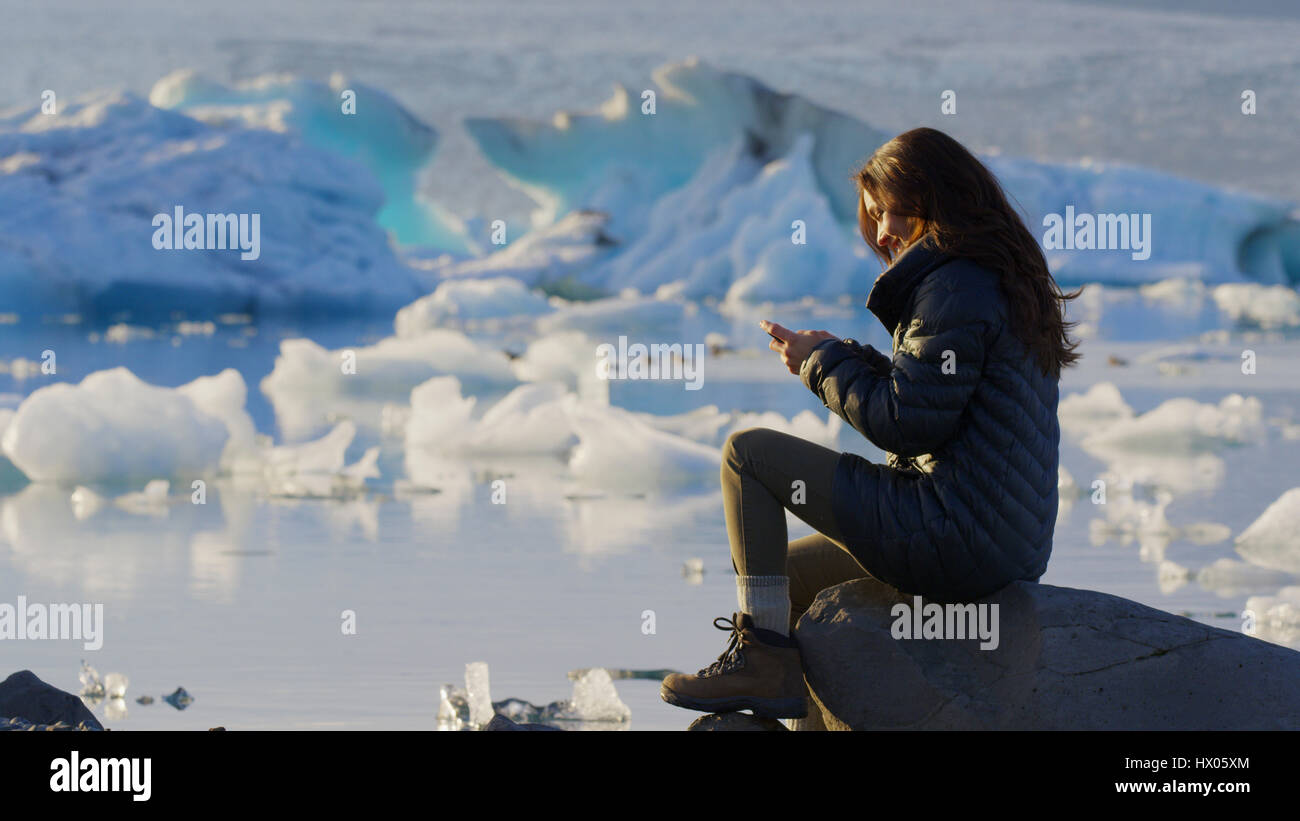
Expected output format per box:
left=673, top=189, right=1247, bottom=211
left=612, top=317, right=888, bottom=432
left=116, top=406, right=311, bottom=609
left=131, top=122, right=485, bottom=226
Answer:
left=854, top=127, right=1082, bottom=377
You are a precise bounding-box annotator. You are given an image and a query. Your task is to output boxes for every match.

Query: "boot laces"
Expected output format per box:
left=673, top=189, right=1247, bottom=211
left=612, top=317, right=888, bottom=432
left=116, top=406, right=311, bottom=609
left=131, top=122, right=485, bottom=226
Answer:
left=698, top=616, right=746, bottom=677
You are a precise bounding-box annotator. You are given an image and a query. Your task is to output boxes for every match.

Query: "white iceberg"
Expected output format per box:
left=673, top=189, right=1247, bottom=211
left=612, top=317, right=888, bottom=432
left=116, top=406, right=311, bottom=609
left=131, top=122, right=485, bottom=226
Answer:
left=148, top=69, right=457, bottom=249
left=1, top=368, right=232, bottom=483
left=1236, top=487, right=1300, bottom=574
left=0, top=91, right=429, bottom=319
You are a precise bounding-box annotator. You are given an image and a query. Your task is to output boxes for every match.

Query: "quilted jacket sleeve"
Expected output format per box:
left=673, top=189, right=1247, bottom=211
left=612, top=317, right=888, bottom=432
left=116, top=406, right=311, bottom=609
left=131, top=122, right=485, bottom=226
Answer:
left=801, top=289, right=989, bottom=457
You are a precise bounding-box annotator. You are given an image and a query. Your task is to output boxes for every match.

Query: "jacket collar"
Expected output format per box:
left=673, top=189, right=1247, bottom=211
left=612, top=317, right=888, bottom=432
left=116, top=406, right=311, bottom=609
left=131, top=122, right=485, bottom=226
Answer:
left=865, top=232, right=954, bottom=334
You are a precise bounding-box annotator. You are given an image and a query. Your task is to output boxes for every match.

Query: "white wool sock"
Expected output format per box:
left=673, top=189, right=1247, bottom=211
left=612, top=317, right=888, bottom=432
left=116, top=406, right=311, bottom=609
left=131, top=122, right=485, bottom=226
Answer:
left=735, top=575, right=791, bottom=636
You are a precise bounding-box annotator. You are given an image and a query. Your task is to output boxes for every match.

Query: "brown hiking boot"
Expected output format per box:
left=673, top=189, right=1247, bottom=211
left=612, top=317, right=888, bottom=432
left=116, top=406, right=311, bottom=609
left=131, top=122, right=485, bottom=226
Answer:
left=660, top=612, right=808, bottom=718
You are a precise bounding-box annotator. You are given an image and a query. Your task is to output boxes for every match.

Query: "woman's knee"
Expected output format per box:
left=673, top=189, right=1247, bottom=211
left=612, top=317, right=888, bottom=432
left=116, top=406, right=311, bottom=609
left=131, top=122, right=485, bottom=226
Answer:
left=721, top=426, right=770, bottom=474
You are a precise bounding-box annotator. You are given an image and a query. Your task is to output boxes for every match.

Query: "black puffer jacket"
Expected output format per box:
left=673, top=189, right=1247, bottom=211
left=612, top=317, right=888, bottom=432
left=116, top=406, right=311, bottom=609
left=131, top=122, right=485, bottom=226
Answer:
left=800, top=234, right=1059, bottom=601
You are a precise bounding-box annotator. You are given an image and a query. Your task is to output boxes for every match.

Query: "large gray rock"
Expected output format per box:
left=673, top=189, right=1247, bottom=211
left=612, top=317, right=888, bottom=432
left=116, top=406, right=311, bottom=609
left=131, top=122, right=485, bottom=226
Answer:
left=795, top=579, right=1300, bottom=730
left=0, top=670, right=103, bottom=730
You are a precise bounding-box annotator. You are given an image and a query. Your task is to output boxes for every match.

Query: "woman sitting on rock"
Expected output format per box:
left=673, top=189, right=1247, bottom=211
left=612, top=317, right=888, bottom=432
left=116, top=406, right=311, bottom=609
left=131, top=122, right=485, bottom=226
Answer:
left=661, top=126, right=1083, bottom=723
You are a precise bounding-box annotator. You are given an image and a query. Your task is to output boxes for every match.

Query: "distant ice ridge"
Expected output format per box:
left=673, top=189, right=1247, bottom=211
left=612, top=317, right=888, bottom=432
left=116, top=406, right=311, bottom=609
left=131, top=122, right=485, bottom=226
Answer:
left=460, top=59, right=1300, bottom=298
left=0, top=91, right=430, bottom=320
left=148, top=70, right=467, bottom=251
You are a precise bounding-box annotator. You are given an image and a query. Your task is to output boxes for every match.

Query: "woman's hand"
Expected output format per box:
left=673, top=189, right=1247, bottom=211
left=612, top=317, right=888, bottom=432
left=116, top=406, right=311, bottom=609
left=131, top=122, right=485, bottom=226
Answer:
left=761, top=320, right=837, bottom=375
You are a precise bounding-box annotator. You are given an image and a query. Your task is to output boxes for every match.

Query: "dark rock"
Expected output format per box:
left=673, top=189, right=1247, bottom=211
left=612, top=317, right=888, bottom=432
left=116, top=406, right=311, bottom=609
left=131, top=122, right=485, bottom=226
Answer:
left=0, top=716, right=102, bottom=731
left=686, top=713, right=789, bottom=731
left=795, top=578, right=1300, bottom=730
left=0, top=670, right=103, bottom=730
left=482, top=714, right=564, bottom=731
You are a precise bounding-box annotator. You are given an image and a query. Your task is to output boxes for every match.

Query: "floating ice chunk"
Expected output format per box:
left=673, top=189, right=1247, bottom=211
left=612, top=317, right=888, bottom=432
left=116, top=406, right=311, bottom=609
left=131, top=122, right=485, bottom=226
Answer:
left=537, top=294, right=691, bottom=338
left=1245, top=586, right=1300, bottom=646
left=394, top=276, right=553, bottom=337
left=1212, top=283, right=1300, bottom=329
left=104, top=673, right=128, bottom=700
left=70, top=486, right=106, bottom=520
left=1, top=368, right=230, bottom=483
left=465, top=662, right=493, bottom=729
left=437, top=684, right=467, bottom=731
left=341, top=446, right=381, bottom=482
left=261, top=333, right=518, bottom=435
left=1235, top=487, right=1300, bottom=574
left=264, top=421, right=355, bottom=476
left=1057, top=382, right=1134, bottom=437
left=177, top=369, right=259, bottom=470
left=1157, top=560, right=1191, bottom=594
left=404, top=377, right=478, bottom=449
left=1139, top=277, right=1207, bottom=307
left=1081, top=394, right=1264, bottom=456
left=463, top=382, right=576, bottom=455
left=566, top=402, right=721, bottom=491
left=79, top=661, right=104, bottom=704
left=406, top=377, right=579, bottom=456
left=115, top=479, right=170, bottom=515
left=683, top=558, right=705, bottom=584
left=552, top=668, right=631, bottom=723
left=1057, top=466, right=1080, bottom=497
left=1194, top=558, right=1293, bottom=597
left=510, top=330, right=604, bottom=396
left=1246, top=586, right=1300, bottom=627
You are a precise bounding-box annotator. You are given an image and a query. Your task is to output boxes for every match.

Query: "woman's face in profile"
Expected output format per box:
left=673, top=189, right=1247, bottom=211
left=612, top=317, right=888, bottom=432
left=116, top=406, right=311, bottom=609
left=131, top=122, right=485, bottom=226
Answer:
left=862, top=189, right=912, bottom=257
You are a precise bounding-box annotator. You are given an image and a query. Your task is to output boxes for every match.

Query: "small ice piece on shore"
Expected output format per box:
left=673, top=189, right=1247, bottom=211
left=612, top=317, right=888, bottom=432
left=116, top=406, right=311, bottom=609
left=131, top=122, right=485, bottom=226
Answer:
left=554, top=667, right=631, bottom=723
left=437, top=683, right=467, bottom=730
left=163, top=687, right=194, bottom=710
left=465, top=662, right=492, bottom=728
left=1235, top=487, right=1300, bottom=574
left=104, top=672, right=128, bottom=699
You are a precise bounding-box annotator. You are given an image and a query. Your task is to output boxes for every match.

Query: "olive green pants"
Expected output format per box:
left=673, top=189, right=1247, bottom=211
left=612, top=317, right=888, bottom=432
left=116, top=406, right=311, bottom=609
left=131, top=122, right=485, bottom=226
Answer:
left=720, top=427, right=873, bottom=633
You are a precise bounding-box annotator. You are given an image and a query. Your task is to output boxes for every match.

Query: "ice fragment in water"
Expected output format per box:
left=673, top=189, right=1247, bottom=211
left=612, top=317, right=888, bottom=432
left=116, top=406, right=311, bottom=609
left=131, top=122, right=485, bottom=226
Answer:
left=465, top=662, right=493, bottom=728
left=104, top=673, right=128, bottom=699
left=555, top=668, right=630, bottom=722
left=79, top=661, right=105, bottom=703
